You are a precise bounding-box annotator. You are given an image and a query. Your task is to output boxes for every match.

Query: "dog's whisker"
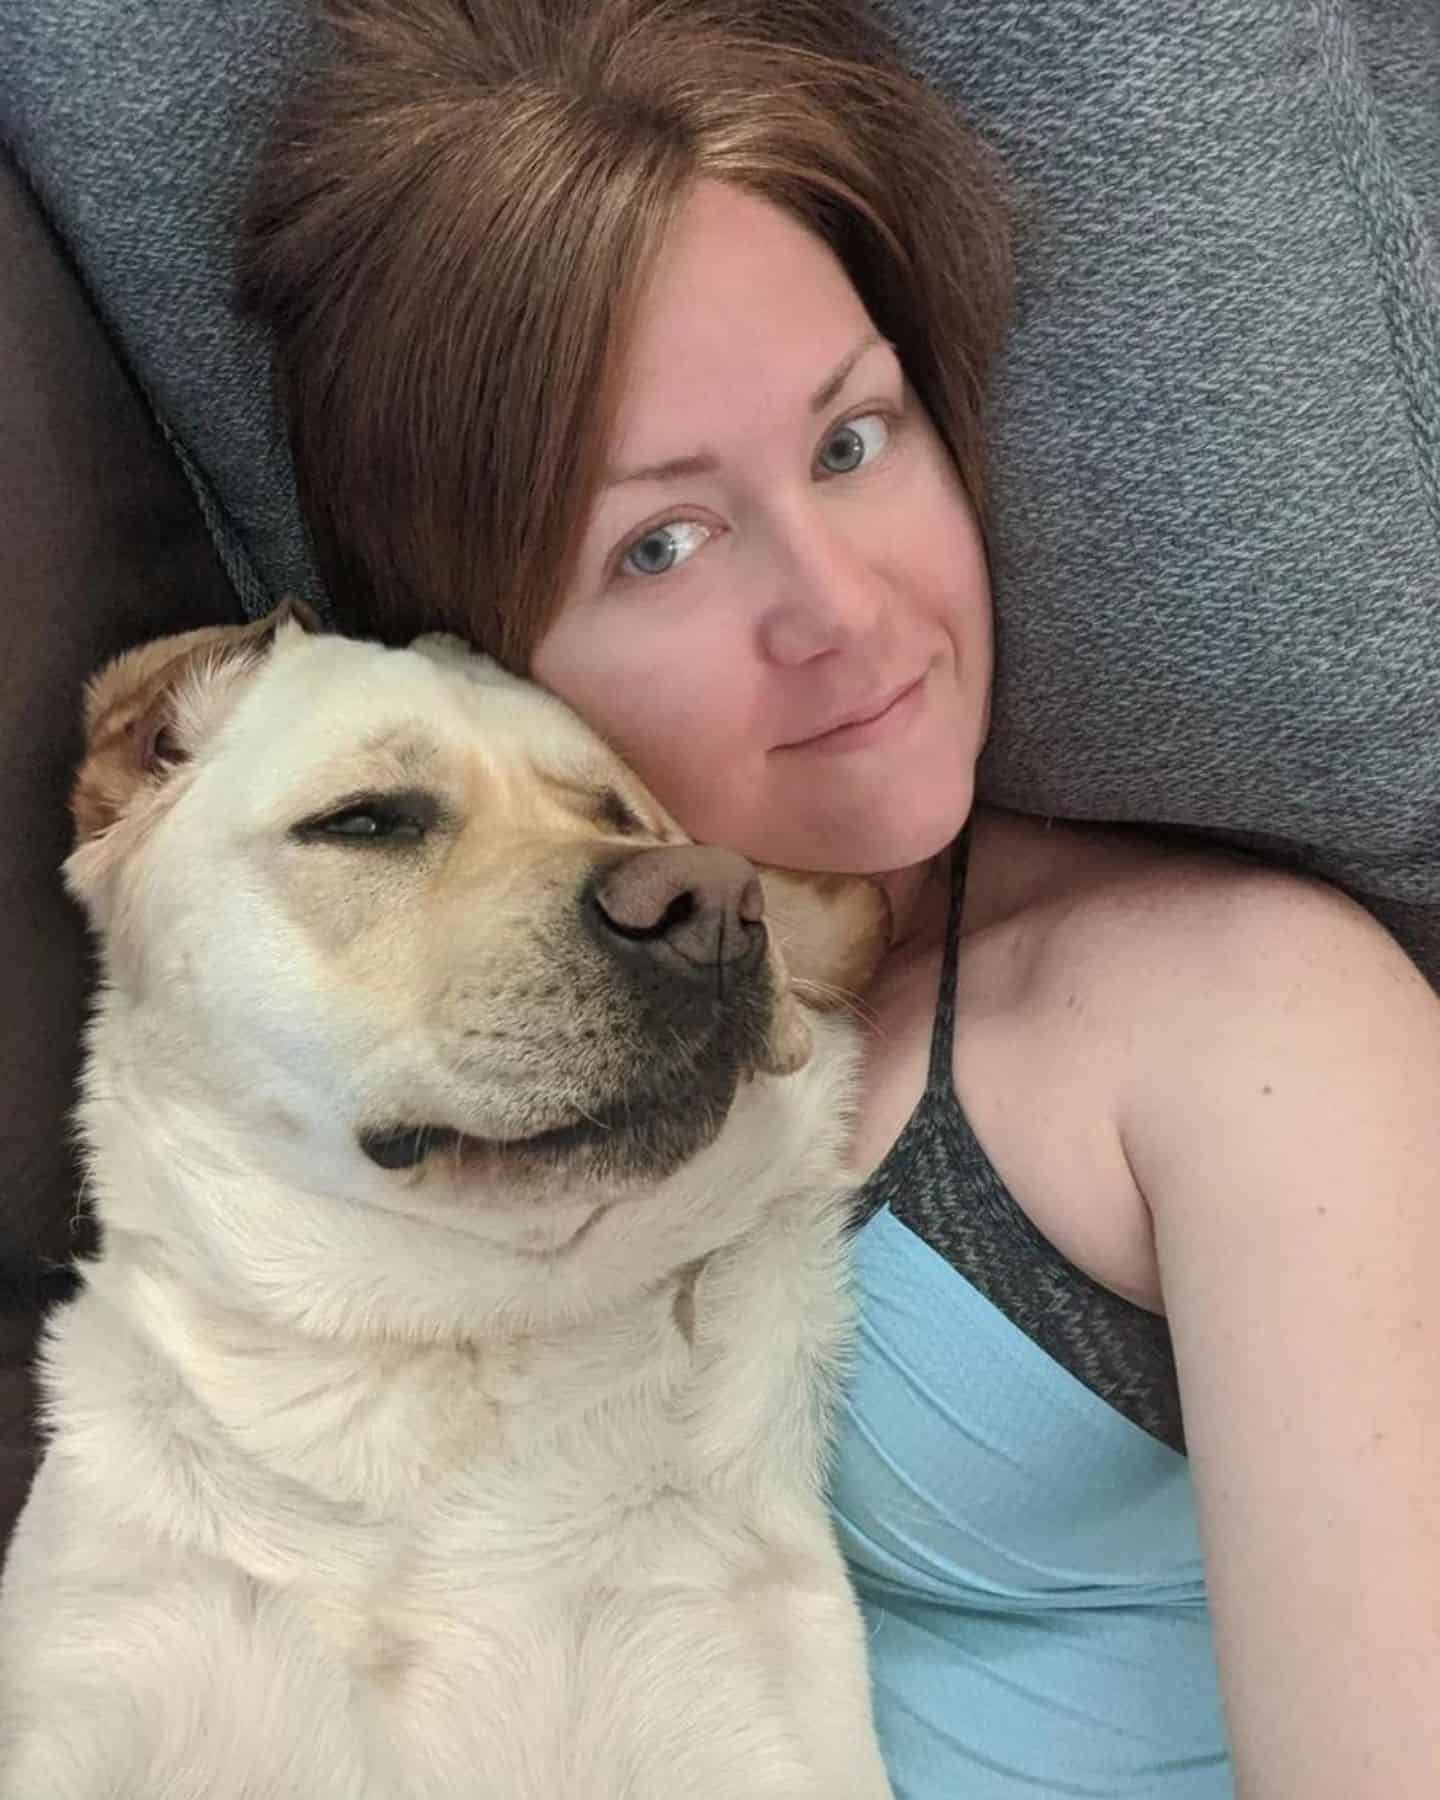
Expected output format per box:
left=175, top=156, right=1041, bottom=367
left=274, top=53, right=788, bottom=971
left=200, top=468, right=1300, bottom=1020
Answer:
left=789, top=977, right=885, bottom=1037
left=71, top=1168, right=99, bottom=1237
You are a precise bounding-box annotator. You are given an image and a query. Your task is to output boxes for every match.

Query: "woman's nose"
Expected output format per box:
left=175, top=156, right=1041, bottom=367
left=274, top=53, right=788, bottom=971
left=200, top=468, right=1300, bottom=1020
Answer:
left=756, top=512, right=881, bottom=666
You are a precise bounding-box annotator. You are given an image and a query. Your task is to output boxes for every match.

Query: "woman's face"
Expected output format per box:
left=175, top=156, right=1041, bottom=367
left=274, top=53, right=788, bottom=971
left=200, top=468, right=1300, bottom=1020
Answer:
left=532, top=181, right=992, bottom=875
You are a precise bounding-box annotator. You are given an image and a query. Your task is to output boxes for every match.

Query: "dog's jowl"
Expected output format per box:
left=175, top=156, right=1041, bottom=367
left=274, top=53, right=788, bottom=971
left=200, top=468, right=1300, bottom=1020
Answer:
left=0, top=609, right=895, bottom=1799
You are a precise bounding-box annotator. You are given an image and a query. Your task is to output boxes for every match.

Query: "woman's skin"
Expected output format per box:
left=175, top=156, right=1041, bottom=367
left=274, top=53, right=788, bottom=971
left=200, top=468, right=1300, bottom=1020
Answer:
left=533, top=180, right=1440, bottom=1796
left=536, top=182, right=992, bottom=883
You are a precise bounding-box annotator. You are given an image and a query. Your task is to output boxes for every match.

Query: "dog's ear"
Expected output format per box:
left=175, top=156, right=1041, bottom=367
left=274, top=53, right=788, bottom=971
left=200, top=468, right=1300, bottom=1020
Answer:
left=757, top=869, right=893, bottom=1008
left=70, top=598, right=322, bottom=846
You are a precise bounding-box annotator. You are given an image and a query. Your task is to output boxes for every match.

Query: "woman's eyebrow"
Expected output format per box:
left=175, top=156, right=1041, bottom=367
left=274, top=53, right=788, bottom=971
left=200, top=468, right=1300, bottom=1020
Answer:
left=601, top=331, right=889, bottom=490
left=603, top=449, right=719, bottom=490
left=809, top=330, right=886, bottom=414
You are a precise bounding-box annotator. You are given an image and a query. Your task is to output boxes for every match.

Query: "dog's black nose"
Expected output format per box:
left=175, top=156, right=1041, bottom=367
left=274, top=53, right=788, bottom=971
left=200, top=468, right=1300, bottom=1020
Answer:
left=588, top=846, right=766, bottom=975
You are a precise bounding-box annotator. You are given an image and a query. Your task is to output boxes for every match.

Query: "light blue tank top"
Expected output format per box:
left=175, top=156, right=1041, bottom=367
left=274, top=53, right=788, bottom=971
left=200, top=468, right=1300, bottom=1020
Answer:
left=829, top=835, right=1232, bottom=1795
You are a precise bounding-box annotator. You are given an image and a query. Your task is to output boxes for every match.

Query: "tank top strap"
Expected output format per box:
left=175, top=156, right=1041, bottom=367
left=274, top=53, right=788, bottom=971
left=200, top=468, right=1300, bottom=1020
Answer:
left=925, top=824, right=973, bottom=1095
left=860, top=819, right=1187, bottom=1453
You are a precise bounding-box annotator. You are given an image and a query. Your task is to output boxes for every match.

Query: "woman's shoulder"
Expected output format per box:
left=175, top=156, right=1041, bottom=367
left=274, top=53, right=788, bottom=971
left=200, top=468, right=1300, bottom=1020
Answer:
left=961, top=803, right=1423, bottom=1171
left=946, top=811, right=1355, bottom=1312
left=967, top=806, right=1394, bottom=1010
left=956, top=809, right=1438, bottom=1312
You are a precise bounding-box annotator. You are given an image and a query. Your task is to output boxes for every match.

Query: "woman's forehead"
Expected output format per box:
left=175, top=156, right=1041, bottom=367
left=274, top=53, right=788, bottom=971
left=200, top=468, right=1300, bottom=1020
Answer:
left=603, top=183, right=891, bottom=459
left=621, top=181, right=873, bottom=368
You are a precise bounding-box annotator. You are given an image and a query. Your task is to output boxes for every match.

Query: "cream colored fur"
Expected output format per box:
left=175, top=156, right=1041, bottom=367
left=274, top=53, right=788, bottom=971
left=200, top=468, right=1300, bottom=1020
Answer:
left=0, top=619, right=893, bottom=1799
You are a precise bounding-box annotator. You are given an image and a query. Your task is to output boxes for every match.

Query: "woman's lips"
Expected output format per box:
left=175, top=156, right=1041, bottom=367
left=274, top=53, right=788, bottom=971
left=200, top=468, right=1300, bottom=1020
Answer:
left=777, top=673, right=927, bottom=754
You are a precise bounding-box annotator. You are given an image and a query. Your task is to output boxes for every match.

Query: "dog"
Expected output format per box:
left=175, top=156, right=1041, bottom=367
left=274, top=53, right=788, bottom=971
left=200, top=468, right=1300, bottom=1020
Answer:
left=0, top=606, right=896, bottom=1799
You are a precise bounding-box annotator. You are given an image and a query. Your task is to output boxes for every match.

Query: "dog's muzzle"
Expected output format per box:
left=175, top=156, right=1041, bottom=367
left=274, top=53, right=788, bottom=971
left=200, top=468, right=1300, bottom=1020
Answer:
left=360, top=847, right=779, bottom=1177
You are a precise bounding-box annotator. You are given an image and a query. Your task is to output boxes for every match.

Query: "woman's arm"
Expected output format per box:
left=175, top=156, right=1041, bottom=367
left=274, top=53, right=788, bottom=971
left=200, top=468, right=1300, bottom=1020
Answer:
left=1122, top=871, right=1440, bottom=1797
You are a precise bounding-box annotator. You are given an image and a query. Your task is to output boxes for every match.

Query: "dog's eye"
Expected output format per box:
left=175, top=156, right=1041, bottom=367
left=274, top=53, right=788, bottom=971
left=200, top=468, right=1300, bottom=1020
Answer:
left=294, top=791, right=439, bottom=845
left=321, top=807, right=421, bottom=841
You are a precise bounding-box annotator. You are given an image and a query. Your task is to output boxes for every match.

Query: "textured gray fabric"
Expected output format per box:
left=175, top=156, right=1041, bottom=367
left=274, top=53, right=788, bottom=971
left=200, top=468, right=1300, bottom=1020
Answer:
left=2, top=0, right=324, bottom=618
left=4, top=0, right=1438, bottom=979
left=854, top=832, right=1186, bottom=1454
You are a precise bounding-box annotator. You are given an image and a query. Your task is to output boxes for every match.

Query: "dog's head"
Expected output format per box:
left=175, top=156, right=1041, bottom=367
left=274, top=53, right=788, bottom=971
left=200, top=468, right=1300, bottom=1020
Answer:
left=67, top=608, right=889, bottom=1231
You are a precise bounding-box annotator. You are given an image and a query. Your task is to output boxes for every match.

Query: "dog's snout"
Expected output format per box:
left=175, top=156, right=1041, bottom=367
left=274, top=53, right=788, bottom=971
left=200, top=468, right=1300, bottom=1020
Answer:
left=590, top=846, right=765, bottom=973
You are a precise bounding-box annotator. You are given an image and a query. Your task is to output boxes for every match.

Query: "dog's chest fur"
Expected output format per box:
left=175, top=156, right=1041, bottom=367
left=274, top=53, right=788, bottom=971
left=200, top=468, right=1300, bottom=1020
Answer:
left=23, top=1174, right=856, bottom=1795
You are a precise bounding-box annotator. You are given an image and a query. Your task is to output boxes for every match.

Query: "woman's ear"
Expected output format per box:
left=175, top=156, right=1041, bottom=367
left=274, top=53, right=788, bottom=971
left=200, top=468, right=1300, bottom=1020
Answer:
left=68, top=597, right=322, bottom=847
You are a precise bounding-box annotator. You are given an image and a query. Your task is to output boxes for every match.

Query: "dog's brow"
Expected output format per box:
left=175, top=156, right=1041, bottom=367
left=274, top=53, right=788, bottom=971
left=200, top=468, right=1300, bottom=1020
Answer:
left=541, top=772, right=652, bottom=834
left=359, top=729, right=437, bottom=771
left=541, top=771, right=616, bottom=809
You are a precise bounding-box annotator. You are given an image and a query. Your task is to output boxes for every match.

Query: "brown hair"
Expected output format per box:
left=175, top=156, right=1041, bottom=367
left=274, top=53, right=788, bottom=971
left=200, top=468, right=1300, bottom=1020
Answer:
left=237, top=0, right=1011, bottom=668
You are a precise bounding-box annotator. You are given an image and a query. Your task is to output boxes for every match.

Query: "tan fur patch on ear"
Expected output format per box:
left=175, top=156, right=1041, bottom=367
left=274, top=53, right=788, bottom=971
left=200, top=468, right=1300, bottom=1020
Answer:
left=758, top=870, right=893, bottom=1010
left=70, top=604, right=313, bottom=844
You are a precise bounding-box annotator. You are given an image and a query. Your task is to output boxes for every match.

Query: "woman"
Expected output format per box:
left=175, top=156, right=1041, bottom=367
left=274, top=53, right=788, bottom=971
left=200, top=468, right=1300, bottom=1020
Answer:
left=237, top=1, right=1440, bottom=1793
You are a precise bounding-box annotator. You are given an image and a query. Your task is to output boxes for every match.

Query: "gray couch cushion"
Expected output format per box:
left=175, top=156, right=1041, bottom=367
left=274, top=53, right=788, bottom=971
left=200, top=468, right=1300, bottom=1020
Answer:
left=1, top=0, right=323, bottom=620
left=4, top=0, right=1437, bottom=979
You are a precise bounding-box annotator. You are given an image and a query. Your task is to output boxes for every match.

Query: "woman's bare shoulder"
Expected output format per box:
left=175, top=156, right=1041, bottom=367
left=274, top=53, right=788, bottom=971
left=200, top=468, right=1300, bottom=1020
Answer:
left=963, top=802, right=1426, bottom=1123
left=950, top=809, right=1431, bottom=1315
left=968, top=805, right=1391, bottom=998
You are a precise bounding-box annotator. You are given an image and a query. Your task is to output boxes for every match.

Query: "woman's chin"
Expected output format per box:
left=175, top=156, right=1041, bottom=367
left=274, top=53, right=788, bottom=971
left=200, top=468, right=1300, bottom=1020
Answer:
left=760, top=790, right=977, bottom=878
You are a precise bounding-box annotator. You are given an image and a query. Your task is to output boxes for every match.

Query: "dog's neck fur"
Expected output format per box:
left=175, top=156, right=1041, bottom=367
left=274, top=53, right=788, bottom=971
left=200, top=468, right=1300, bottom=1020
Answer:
left=48, top=1006, right=859, bottom=1622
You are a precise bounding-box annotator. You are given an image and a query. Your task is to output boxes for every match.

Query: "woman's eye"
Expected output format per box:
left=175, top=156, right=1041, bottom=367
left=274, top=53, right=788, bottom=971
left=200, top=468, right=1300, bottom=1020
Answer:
left=619, top=519, right=712, bottom=579
left=817, top=412, right=890, bottom=476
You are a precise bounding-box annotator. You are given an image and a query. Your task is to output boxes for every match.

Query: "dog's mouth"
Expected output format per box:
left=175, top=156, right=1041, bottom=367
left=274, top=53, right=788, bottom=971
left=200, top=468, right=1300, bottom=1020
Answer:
left=357, top=928, right=803, bottom=1188
left=359, top=1114, right=616, bottom=1172
left=357, top=1070, right=757, bottom=1185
